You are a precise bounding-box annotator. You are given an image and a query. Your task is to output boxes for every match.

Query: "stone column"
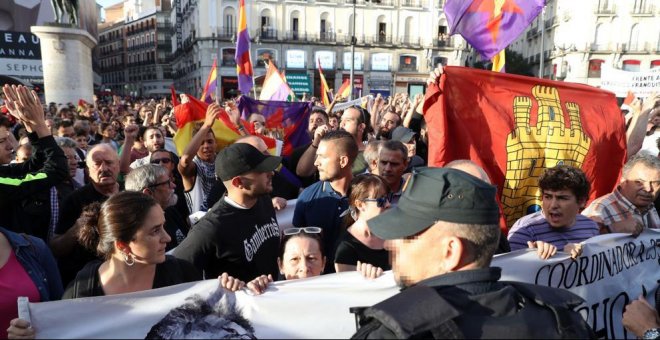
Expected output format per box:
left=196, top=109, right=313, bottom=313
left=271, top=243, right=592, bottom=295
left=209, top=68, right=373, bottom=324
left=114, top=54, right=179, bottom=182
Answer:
left=31, top=25, right=97, bottom=105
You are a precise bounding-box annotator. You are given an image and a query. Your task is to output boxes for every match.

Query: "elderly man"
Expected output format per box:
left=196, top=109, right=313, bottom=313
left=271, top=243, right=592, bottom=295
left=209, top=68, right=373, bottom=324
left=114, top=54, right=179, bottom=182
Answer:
left=50, top=143, right=121, bottom=286
left=293, top=130, right=357, bottom=273
left=125, top=164, right=189, bottom=251
left=174, top=143, right=282, bottom=281
left=508, top=165, right=599, bottom=259
left=583, top=154, right=660, bottom=235
left=352, top=167, right=594, bottom=338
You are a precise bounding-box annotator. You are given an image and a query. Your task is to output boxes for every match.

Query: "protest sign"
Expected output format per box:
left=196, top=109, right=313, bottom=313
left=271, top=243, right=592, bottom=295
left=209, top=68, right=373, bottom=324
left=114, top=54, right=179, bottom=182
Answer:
left=27, top=231, right=659, bottom=339
left=601, top=66, right=660, bottom=98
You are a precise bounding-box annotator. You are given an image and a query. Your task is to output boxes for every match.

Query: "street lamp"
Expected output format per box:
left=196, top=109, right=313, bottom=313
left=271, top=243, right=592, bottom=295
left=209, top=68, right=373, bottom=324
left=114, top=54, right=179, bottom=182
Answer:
left=349, top=0, right=356, bottom=100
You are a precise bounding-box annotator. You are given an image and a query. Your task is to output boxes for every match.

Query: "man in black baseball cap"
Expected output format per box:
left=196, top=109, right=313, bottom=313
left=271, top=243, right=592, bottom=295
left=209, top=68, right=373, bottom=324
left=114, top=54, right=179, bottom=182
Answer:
left=352, top=167, right=594, bottom=339
left=174, top=143, right=283, bottom=282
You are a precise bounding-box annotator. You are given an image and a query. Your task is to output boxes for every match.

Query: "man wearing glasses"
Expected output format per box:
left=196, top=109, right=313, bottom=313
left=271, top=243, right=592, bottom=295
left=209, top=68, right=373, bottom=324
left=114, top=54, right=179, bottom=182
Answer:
left=174, top=143, right=282, bottom=281
left=583, top=154, right=660, bottom=235
left=125, top=164, right=189, bottom=251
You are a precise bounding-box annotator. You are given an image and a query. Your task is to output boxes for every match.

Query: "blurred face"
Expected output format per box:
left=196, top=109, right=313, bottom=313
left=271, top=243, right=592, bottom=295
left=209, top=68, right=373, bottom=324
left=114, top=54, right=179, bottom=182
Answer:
left=62, top=147, right=79, bottom=178
left=15, top=146, right=31, bottom=163
left=328, top=116, right=339, bottom=131
left=308, top=112, right=328, bottom=134
left=58, top=125, right=75, bottom=138
left=620, top=164, right=660, bottom=209
left=196, top=131, right=216, bottom=162
left=149, top=174, right=177, bottom=208
left=385, top=225, right=438, bottom=287
left=378, top=149, right=408, bottom=188
left=379, top=112, right=400, bottom=133
left=87, top=147, right=120, bottom=186
left=278, top=236, right=326, bottom=280
left=102, top=125, right=117, bottom=139
left=0, top=127, right=14, bottom=165
left=249, top=114, right=266, bottom=134
left=541, top=189, right=583, bottom=228
left=75, top=135, right=89, bottom=150
left=127, top=205, right=171, bottom=265
left=314, top=140, right=344, bottom=182
left=340, top=108, right=362, bottom=139
left=123, top=115, right=137, bottom=126
left=404, top=141, right=416, bottom=158
left=356, top=185, right=391, bottom=221
left=150, top=151, right=174, bottom=174
left=144, top=128, right=165, bottom=153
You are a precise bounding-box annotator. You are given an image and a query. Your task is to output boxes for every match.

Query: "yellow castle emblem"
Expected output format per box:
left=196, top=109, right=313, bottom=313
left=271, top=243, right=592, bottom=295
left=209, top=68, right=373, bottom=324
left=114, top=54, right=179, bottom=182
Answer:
left=501, top=85, right=592, bottom=227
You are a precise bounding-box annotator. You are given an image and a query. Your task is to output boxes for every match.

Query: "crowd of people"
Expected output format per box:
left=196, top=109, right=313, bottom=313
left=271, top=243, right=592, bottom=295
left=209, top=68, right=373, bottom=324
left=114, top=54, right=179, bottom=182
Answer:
left=1, top=64, right=660, bottom=338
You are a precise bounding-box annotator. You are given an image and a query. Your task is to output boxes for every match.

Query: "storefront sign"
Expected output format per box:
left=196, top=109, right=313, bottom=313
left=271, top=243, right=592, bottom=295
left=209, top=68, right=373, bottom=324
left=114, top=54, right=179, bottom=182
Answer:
left=315, top=51, right=335, bottom=69
left=371, top=53, right=391, bottom=71
left=286, top=50, right=306, bottom=69
left=343, top=52, right=363, bottom=70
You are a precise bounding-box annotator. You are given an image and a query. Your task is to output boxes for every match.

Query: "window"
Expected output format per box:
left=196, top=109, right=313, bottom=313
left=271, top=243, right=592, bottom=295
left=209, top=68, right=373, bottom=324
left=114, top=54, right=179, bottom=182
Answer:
left=622, top=60, right=641, bottom=72
left=399, top=55, right=417, bottom=72
left=588, top=59, right=604, bottom=78
left=222, top=48, right=236, bottom=67
left=256, top=49, right=277, bottom=67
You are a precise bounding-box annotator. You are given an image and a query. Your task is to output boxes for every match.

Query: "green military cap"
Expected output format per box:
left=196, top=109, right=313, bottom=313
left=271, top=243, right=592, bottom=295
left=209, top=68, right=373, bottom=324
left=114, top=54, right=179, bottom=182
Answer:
left=367, top=167, right=500, bottom=240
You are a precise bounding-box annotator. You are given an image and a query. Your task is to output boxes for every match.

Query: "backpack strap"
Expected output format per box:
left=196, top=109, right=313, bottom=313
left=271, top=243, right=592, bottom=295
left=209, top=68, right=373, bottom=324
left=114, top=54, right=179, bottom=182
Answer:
left=363, top=285, right=464, bottom=339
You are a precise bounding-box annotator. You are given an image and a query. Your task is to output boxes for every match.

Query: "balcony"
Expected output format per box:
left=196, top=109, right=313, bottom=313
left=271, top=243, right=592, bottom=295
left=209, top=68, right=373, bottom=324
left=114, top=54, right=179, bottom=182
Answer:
left=626, top=42, right=649, bottom=52
left=371, top=0, right=394, bottom=6
left=544, top=16, right=557, bottom=29
left=401, top=0, right=424, bottom=7
left=399, top=64, right=418, bottom=72
left=433, top=38, right=454, bottom=48
left=399, top=36, right=421, bottom=47
left=342, top=0, right=366, bottom=5
left=369, top=35, right=393, bottom=45
left=315, top=32, right=336, bottom=43
left=214, top=27, right=236, bottom=40
left=589, top=42, right=616, bottom=51
left=257, top=28, right=278, bottom=41
left=283, top=31, right=309, bottom=42
left=594, top=4, right=616, bottom=15
left=631, top=4, right=655, bottom=15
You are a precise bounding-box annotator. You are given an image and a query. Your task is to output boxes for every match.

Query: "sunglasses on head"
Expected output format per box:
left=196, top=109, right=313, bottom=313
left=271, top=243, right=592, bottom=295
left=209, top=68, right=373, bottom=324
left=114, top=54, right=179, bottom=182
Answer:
left=283, top=227, right=323, bottom=236
left=151, top=158, right=172, bottom=164
left=361, top=194, right=392, bottom=208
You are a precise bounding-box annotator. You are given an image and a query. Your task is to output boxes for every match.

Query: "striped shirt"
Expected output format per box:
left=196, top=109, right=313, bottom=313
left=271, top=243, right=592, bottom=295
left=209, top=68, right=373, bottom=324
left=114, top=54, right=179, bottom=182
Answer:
left=508, top=211, right=599, bottom=251
left=582, top=187, right=660, bottom=232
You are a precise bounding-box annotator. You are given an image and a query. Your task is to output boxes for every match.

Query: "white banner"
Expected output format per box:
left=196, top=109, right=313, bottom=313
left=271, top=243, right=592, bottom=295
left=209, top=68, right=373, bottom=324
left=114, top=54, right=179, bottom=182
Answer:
left=331, top=95, right=373, bottom=113
left=26, top=230, right=660, bottom=338
left=600, top=66, right=660, bottom=98
left=495, top=230, right=660, bottom=339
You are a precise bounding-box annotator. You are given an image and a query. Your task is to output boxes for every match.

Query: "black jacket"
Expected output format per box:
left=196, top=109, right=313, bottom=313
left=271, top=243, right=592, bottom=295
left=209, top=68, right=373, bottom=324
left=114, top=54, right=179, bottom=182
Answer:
left=352, top=267, right=595, bottom=339
left=0, top=133, right=68, bottom=233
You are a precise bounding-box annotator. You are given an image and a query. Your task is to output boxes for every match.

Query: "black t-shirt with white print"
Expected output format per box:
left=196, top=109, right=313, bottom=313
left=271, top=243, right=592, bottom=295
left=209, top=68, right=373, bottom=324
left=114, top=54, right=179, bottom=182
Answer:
left=173, top=195, right=280, bottom=282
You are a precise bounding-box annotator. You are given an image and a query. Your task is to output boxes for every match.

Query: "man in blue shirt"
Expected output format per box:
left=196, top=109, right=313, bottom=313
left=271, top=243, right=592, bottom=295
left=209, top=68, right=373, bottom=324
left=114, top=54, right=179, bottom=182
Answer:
left=293, top=130, right=357, bottom=273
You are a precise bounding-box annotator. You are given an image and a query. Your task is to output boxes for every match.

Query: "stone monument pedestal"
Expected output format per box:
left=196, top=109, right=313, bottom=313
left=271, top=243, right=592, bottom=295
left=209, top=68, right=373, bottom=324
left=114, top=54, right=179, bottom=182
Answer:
left=31, top=25, right=97, bottom=105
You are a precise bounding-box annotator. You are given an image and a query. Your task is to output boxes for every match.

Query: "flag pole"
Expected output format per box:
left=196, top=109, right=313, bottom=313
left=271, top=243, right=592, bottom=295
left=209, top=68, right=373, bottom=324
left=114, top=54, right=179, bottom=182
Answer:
left=539, top=5, right=545, bottom=79
left=349, top=0, right=356, bottom=100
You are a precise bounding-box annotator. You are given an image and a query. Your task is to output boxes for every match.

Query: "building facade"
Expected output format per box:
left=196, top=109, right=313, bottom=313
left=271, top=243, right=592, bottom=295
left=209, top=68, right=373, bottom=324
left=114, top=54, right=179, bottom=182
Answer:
left=509, top=0, right=659, bottom=88
left=170, top=0, right=469, bottom=100
left=99, top=0, right=174, bottom=97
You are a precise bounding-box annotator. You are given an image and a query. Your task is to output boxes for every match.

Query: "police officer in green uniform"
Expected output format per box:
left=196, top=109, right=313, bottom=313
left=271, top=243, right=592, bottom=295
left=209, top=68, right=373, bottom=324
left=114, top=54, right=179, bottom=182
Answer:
left=352, top=167, right=595, bottom=339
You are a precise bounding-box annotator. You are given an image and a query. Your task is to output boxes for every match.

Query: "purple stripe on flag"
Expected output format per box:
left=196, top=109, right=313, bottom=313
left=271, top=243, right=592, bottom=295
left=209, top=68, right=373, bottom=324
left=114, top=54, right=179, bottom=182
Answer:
left=444, top=0, right=544, bottom=60
left=235, top=29, right=253, bottom=94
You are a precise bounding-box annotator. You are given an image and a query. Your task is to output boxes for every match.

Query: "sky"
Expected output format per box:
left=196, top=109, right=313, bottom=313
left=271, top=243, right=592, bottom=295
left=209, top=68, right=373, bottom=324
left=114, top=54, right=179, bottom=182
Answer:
left=97, top=0, right=123, bottom=8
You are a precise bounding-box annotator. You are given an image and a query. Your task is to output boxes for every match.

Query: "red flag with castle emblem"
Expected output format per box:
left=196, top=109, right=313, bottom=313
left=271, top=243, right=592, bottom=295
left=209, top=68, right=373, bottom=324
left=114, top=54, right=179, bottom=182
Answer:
left=423, top=66, right=627, bottom=228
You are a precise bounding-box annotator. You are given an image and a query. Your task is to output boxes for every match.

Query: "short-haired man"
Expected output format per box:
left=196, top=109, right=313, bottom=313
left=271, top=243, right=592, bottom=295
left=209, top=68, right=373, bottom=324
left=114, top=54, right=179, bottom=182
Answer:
left=378, top=140, right=409, bottom=203
left=126, top=164, right=189, bottom=251
left=339, top=106, right=371, bottom=174
left=293, top=130, right=357, bottom=273
left=508, top=165, right=599, bottom=259
left=583, top=154, right=660, bottom=235
left=123, top=125, right=165, bottom=171
left=50, top=143, right=121, bottom=286
left=390, top=125, right=425, bottom=170
left=363, top=140, right=383, bottom=175
left=290, top=108, right=329, bottom=187
left=352, top=167, right=595, bottom=338
left=55, top=119, right=74, bottom=138
left=174, top=143, right=282, bottom=281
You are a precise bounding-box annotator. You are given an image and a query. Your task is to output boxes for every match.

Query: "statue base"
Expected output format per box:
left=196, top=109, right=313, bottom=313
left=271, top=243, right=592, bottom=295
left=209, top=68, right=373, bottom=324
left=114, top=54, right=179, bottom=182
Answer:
left=31, top=25, right=97, bottom=105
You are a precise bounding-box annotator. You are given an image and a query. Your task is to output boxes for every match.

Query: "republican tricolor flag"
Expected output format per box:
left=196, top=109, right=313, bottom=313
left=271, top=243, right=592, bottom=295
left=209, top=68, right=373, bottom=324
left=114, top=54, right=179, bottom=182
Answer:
left=200, top=59, right=218, bottom=104
left=235, top=0, right=253, bottom=95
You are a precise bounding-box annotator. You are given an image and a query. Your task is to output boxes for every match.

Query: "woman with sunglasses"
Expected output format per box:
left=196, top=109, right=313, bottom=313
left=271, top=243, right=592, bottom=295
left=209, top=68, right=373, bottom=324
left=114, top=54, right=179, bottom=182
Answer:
left=334, top=174, right=391, bottom=278
left=218, top=226, right=326, bottom=294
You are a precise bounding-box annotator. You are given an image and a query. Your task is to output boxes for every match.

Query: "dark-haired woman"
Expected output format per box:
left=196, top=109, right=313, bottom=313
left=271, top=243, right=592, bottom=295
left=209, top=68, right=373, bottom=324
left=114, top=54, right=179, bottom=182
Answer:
left=62, top=191, right=200, bottom=298
left=333, top=174, right=391, bottom=277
